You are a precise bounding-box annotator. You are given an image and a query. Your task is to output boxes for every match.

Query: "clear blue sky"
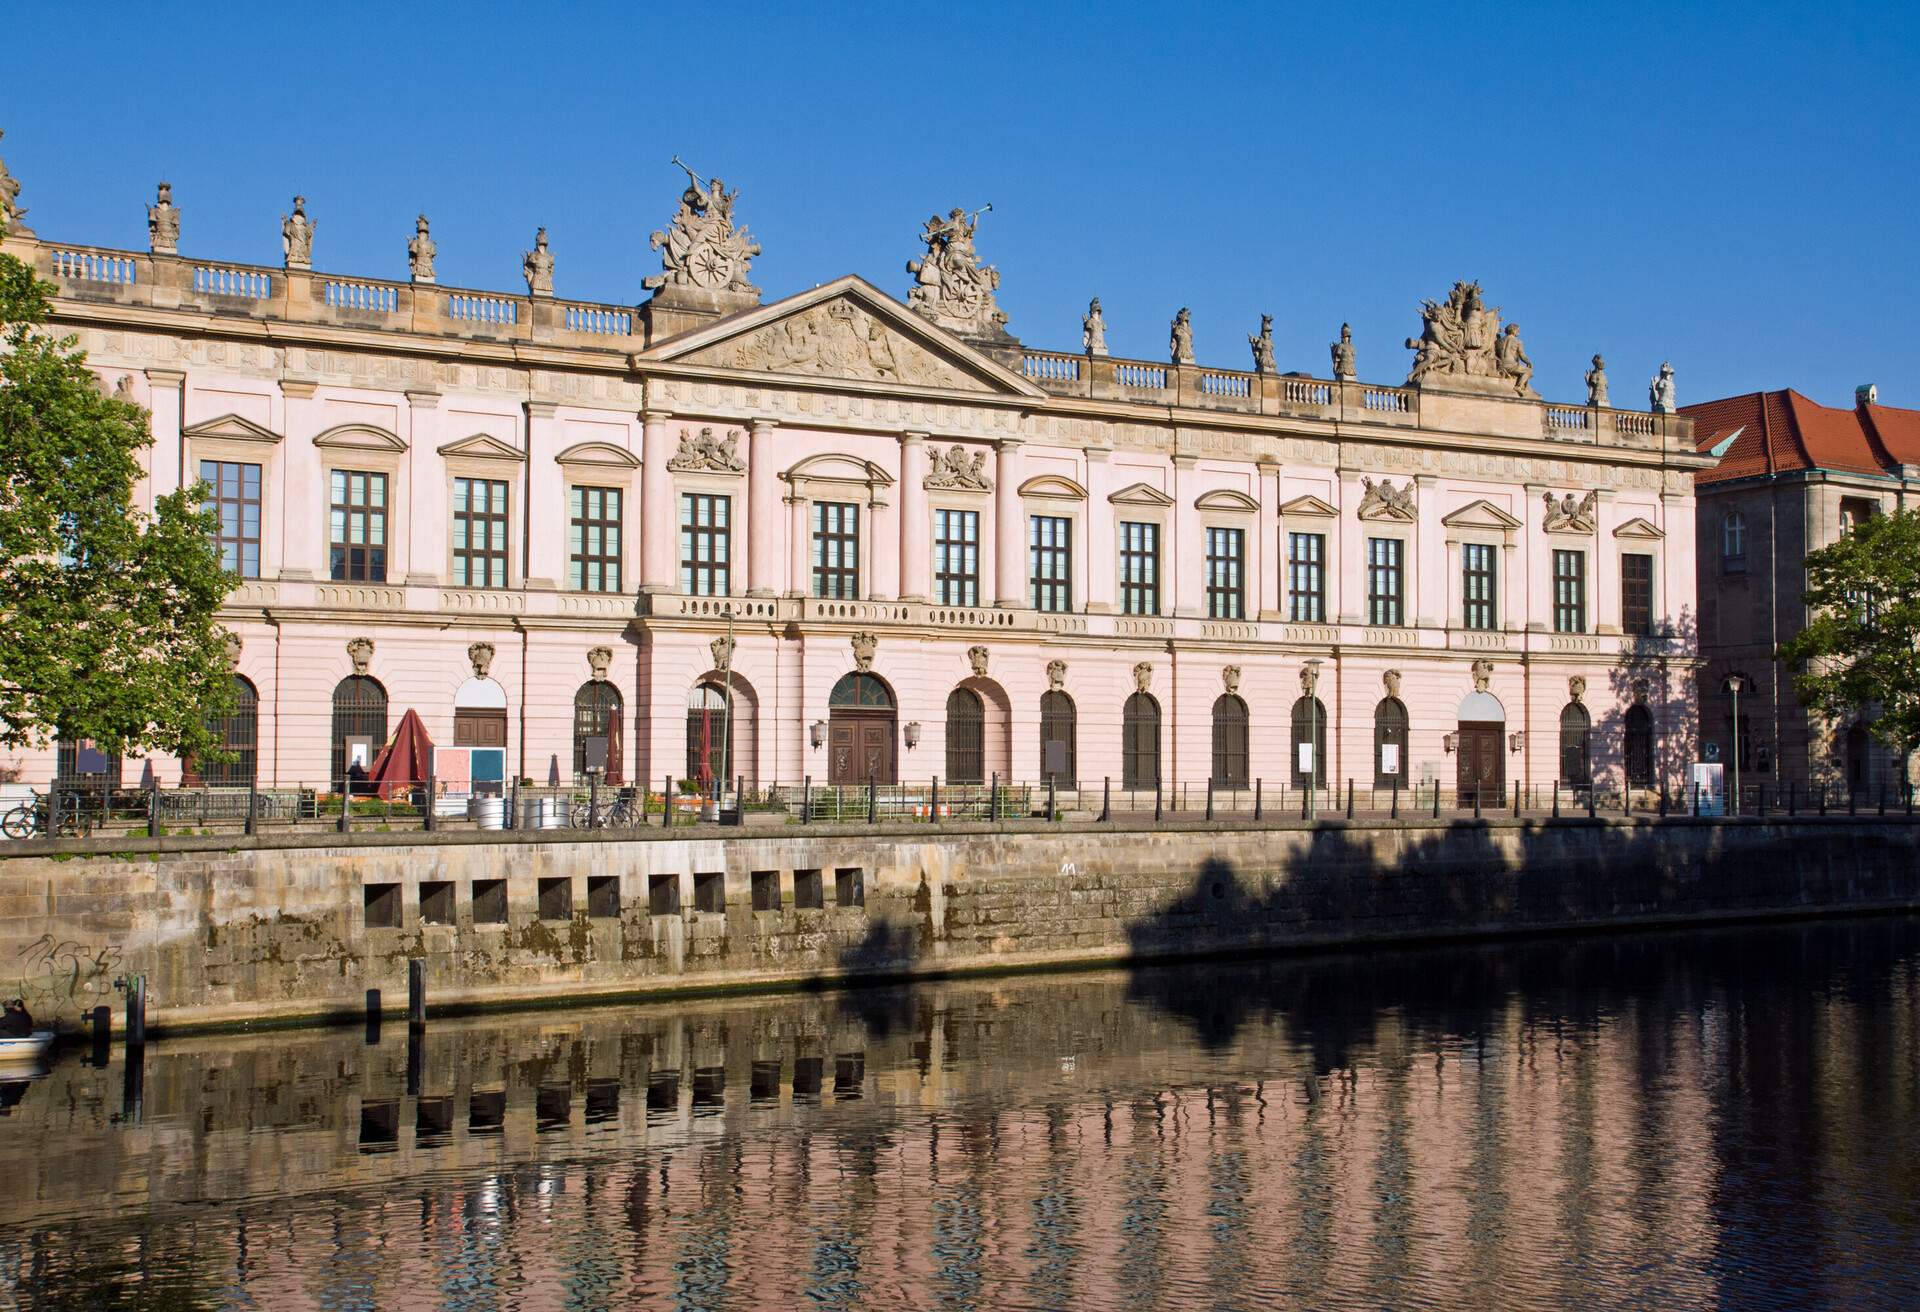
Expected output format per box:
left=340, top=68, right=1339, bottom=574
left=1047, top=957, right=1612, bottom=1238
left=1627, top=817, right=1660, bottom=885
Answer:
left=9, top=1, right=1915, bottom=409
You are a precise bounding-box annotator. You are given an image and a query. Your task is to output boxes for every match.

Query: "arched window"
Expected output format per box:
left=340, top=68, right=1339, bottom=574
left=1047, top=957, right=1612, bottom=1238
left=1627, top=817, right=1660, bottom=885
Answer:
left=1211, top=694, right=1248, bottom=788
left=686, top=682, right=732, bottom=789
left=1374, top=697, right=1408, bottom=790
left=1039, top=690, right=1076, bottom=788
left=331, top=675, right=388, bottom=791
left=202, top=676, right=259, bottom=787
left=1122, top=692, right=1161, bottom=791
left=945, top=688, right=984, bottom=785
left=1559, top=702, right=1592, bottom=787
left=1624, top=704, right=1653, bottom=788
left=1721, top=510, right=1746, bottom=573
left=573, top=682, right=623, bottom=784
left=1290, top=696, right=1327, bottom=791
left=828, top=673, right=894, bottom=708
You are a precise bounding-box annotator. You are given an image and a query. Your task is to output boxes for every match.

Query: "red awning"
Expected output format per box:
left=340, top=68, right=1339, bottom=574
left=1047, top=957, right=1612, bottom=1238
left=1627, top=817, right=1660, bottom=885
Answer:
left=366, top=708, right=434, bottom=801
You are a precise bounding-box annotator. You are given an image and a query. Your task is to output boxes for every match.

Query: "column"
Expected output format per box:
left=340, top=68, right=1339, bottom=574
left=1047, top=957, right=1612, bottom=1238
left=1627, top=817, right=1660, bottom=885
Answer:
left=994, top=437, right=1024, bottom=607
left=404, top=390, right=442, bottom=586
left=523, top=401, right=562, bottom=589
left=898, top=432, right=930, bottom=602
left=1085, top=446, right=1114, bottom=613
left=278, top=380, right=320, bottom=579
left=787, top=491, right=809, bottom=597
left=1172, top=455, right=1200, bottom=617
left=144, top=368, right=185, bottom=511
left=1256, top=460, right=1281, bottom=619
left=747, top=419, right=779, bottom=596
left=640, top=410, right=674, bottom=593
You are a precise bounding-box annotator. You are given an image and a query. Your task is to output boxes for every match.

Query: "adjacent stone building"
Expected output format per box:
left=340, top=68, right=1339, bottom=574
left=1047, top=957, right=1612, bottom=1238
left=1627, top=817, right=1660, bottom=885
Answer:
left=1685, top=387, right=1920, bottom=794
left=0, top=155, right=1706, bottom=802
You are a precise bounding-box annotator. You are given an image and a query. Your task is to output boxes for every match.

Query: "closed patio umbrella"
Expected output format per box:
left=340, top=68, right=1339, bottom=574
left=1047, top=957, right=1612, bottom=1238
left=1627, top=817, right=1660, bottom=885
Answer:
left=366, top=709, right=434, bottom=801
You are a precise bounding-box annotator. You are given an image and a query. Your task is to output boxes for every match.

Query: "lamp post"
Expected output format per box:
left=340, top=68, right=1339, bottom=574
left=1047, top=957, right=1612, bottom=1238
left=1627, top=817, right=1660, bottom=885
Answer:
left=1303, top=659, right=1324, bottom=820
left=1724, top=673, right=1748, bottom=816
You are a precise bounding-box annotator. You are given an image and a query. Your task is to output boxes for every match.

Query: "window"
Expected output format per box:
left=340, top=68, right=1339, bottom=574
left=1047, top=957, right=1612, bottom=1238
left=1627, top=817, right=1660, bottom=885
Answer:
left=1839, top=498, right=1875, bottom=535
left=686, top=683, right=732, bottom=791
left=202, top=675, right=259, bottom=787
left=1122, top=693, right=1161, bottom=790
left=1461, top=543, right=1496, bottom=631
left=1039, top=691, right=1076, bottom=787
left=1622, top=553, right=1653, bottom=636
left=1211, top=695, right=1249, bottom=788
left=1374, top=697, right=1408, bottom=789
left=934, top=509, right=980, bottom=606
left=572, top=682, right=622, bottom=783
left=1559, top=702, right=1592, bottom=786
left=680, top=493, right=730, bottom=596
left=330, top=675, right=388, bottom=791
left=1290, top=696, right=1328, bottom=790
left=1288, top=532, right=1325, bottom=622
left=1624, top=705, right=1654, bottom=787
left=1553, top=550, right=1586, bottom=633
left=813, top=501, right=860, bottom=599
left=56, top=737, right=121, bottom=794
left=200, top=460, right=261, bottom=577
left=1721, top=510, right=1746, bottom=573
left=329, top=470, right=387, bottom=582
left=1119, top=521, right=1160, bottom=616
left=1366, top=537, right=1403, bottom=626
left=1205, top=527, right=1245, bottom=619
left=568, top=486, right=621, bottom=593
left=452, top=477, right=509, bottom=588
left=1030, top=515, right=1073, bottom=612
left=945, top=687, right=984, bottom=784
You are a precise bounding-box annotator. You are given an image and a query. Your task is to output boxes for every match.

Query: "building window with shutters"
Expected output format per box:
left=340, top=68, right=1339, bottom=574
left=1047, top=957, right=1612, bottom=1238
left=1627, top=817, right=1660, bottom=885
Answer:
left=1119, top=521, right=1160, bottom=616
left=680, top=493, right=730, bottom=596
left=1205, top=527, right=1245, bottom=619
left=1366, top=537, right=1403, bottom=626
left=568, top=486, right=622, bottom=593
left=934, top=509, right=980, bottom=606
left=1030, top=515, right=1072, bottom=612
left=201, top=460, right=261, bottom=577
left=813, top=501, right=860, bottom=599
left=1461, top=542, right=1496, bottom=631
left=1553, top=550, right=1586, bottom=633
left=1621, top=552, right=1653, bottom=635
left=329, top=470, right=387, bottom=582
left=452, top=477, right=509, bottom=588
left=1288, top=532, right=1325, bottom=622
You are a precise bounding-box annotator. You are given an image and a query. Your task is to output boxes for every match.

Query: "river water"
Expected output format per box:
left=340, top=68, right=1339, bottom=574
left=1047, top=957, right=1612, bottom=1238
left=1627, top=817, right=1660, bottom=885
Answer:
left=2, top=916, right=1917, bottom=1310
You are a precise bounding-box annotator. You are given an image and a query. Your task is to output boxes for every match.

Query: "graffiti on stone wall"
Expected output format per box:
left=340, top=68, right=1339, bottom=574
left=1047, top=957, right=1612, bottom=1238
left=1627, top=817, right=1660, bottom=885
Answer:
left=15, top=934, right=122, bottom=1014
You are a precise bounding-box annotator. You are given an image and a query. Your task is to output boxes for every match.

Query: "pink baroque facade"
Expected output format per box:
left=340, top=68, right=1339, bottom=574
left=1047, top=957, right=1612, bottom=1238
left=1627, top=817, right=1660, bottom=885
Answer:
left=0, top=171, right=1706, bottom=800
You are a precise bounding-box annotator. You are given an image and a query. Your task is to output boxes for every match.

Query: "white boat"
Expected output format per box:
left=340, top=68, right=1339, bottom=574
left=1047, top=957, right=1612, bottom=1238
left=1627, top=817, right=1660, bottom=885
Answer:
left=0, top=1031, right=54, bottom=1063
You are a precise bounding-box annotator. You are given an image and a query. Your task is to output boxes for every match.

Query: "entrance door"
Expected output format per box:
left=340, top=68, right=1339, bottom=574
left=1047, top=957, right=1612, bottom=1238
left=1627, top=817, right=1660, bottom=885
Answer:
left=1456, top=720, right=1505, bottom=807
left=830, top=711, right=895, bottom=785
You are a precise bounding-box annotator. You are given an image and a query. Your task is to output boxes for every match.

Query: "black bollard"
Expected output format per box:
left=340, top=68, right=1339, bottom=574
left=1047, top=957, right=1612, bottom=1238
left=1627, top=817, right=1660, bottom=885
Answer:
left=1255, top=778, right=1263, bottom=821
left=91, top=1004, right=110, bottom=1068
left=1155, top=780, right=1164, bottom=824
left=1587, top=785, right=1596, bottom=820
left=1100, top=777, right=1111, bottom=824
left=1048, top=775, right=1058, bottom=822
left=1513, top=781, right=1521, bottom=818
left=125, top=974, right=146, bottom=1049
left=589, top=774, right=600, bottom=830
left=245, top=782, right=259, bottom=836
left=408, top=958, right=426, bottom=1028
left=1390, top=778, right=1399, bottom=819
left=930, top=775, right=940, bottom=823
left=1205, top=778, right=1215, bottom=822
left=149, top=782, right=162, bottom=839
left=1432, top=780, right=1441, bottom=819
left=1819, top=784, right=1827, bottom=816
left=421, top=773, right=434, bottom=833
left=338, top=780, right=351, bottom=834
left=868, top=772, right=878, bottom=826
left=802, top=775, right=812, bottom=825
left=1345, top=780, right=1354, bottom=820
left=991, top=772, right=1000, bottom=824
left=365, top=988, right=382, bottom=1046
left=1553, top=781, right=1561, bottom=818
left=406, top=1025, right=423, bottom=1098
left=1473, top=786, right=1481, bottom=820
left=1787, top=780, right=1796, bottom=816
left=663, top=775, right=674, bottom=829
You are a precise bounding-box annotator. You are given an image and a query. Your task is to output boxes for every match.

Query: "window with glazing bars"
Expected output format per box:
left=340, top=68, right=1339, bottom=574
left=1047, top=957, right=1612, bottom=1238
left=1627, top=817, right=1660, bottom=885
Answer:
left=200, top=460, right=261, bottom=578
left=934, top=509, right=979, bottom=606
left=1030, top=515, right=1072, bottom=612
left=329, top=470, right=387, bottom=582
left=1205, top=526, right=1245, bottom=619
left=1119, top=521, right=1160, bottom=616
left=1366, top=537, right=1403, bottom=626
left=452, top=477, right=509, bottom=588
left=1621, top=552, right=1653, bottom=635
left=812, top=501, right=859, bottom=599
left=680, top=493, right=730, bottom=596
left=1461, top=542, right=1496, bottom=630
left=568, top=486, right=622, bottom=593
left=1288, top=532, right=1325, bottom=622
left=1553, top=549, right=1586, bottom=633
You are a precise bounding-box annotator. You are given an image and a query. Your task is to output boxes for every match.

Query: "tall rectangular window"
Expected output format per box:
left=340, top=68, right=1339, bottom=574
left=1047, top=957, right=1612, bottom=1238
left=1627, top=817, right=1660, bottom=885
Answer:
left=1030, top=515, right=1072, bottom=613
left=569, top=486, right=622, bottom=593
left=200, top=459, right=261, bottom=578
left=452, top=477, right=509, bottom=588
left=1288, top=532, right=1325, bottom=622
left=1205, top=526, right=1245, bottom=619
left=1461, top=542, right=1497, bottom=631
left=329, top=469, right=387, bottom=583
left=812, top=501, right=860, bottom=599
left=1553, top=549, right=1586, bottom=633
left=680, top=493, right=730, bottom=596
left=933, top=508, right=979, bottom=606
left=1119, top=521, right=1160, bottom=616
left=1621, top=552, right=1653, bottom=635
left=1366, top=537, right=1403, bottom=626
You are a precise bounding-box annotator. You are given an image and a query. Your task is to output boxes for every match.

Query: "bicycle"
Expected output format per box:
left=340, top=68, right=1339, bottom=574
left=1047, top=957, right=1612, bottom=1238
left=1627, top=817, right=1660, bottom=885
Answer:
left=571, top=789, right=643, bottom=830
left=1, top=791, right=93, bottom=840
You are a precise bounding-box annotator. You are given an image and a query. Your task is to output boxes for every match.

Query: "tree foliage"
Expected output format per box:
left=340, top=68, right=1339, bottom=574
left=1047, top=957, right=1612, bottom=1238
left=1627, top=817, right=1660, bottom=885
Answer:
left=1776, top=507, right=1920, bottom=765
left=0, top=240, right=234, bottom=759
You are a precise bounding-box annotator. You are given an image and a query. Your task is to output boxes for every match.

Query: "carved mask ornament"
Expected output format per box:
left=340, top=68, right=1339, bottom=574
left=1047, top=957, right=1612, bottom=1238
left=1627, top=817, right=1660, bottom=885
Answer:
left=710, top=635, right=736, bottom=670
left=1046, top=659, right=1067, bottom=691
left=1133, top=662, right=1154, bottom=694
left=1472, top=658, right=1494, bottom=694
left=587, top=646, right=613, bottom=681
left=967, top=645, right=990, bottom=678
left=346, top=636, right=374, bottom=676
left=1383, top=669, right=1402, bottom=700
left=851, top=632, right=877, bottom=672
left=1221, top=665, right=1241, bottom=694
left=1569, top=675, right=1587, bottom=704
left=467, top=641, right=495, bottom=679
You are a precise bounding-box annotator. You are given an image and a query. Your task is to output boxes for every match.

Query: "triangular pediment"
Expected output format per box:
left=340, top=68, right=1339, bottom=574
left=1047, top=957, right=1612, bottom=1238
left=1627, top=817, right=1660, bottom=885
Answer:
left=183, top=413, right=282, bottom=445
left=1613, top=516, right=1664, bottom=540
left=1109, top=482, right=1175, bottom=507
left=313, top=422, right=407, bottom=452
left=1441, top=498, right=1523, bottom=530
left=1278, top=494, right=1338, bottom=517
left=437, top=433, right=526, bottom=462
left=642, top=276, right=1044, bottom=398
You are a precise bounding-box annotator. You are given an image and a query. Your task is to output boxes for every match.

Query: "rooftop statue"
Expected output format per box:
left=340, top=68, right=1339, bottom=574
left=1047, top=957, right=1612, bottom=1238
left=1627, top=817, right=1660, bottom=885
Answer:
left=281, top=195, right=315, bottom=270
left=1249, top=314, right=1275, bottom=374
left=147, top=181, right=179, bottom=255
left=1585, top=353, right=1609, bottom=407
left=1082, top=297, right=1108, bottom=356
left=1404, top=280, right=1538, bottom=398
left=523, top=227, right=554, bottom=297
left=1170, top=307, right=1194, bottom=364
left=0, top=130, right=29, bottom=236
left=1331, top=322, right=1356, bottom=380
left=646, top=157, right=761, bottom=297
left=407, top=214, right=436, bottom=284
left=1650, top=361, right=1677, bottom=414
left=907, top=204, right=1008, bottom=337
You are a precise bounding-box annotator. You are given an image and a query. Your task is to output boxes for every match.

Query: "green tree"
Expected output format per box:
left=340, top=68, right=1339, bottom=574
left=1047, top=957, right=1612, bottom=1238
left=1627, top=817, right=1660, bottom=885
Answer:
left=1776, top=506, right=1920, bottom=772
left=0, top=239, right=234, bottom=763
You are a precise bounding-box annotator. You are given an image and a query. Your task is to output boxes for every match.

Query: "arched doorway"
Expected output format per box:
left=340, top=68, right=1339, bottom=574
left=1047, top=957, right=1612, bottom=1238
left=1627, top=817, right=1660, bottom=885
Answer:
left=686, top=682, right=732, bottom=791
left=1624, top=704, right=1654, bottom=788
left=1455, top=689, right=1505, bottom=806
left=331, top=675, right=388, bottom=792
left=945, top=688, right=984, bottom=784
left=455, top=677, right=508, bottom=797
left=1559, top=702, right=1592, bottom=788
left=1846, top=722, right=1871, bottom=796
left=1122, top=692, right=1161, bottom=790
left=829, top=672, right=896, bottom=785
left=1373, top=697, right=1408, bottom=789
left=1211, top=694, right=1249, bottom=788
left=1290, top=695, right=1327, bottom=791
left=1039, top=690, right=1076, bottom=788
left=573, top=682, right=623, bottom=783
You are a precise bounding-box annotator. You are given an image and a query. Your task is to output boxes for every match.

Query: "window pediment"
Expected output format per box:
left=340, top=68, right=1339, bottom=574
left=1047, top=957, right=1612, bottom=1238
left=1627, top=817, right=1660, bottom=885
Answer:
left=1278, top=494, right=1338, bottom=518
left=1440, top=499, right=1523, bottom=531
left=1194, top=488, right=1258, bottom=513
left=437, top=433, right=525, bottom=462
left=1018, top=474, right=1088, bottom=501
left=1613, top=516, right=1664, bottom=540
left=1109, top=482, right=1174, bottom=508
left=313, top=422, right=407, bottom=453
left=782, top=453, right=894, bottom=505
left=184, top=413, right=282, bottom=446
left=555, top=440, right=641, bottom=470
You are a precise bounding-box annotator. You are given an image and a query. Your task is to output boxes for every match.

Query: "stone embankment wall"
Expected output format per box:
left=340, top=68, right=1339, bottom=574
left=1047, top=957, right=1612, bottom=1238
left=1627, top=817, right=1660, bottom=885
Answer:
left=3, top=817, right=1916, bottom=1030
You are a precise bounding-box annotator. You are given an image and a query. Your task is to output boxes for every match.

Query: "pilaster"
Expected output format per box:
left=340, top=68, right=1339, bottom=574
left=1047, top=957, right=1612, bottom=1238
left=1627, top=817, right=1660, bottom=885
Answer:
left=993, top=436, right=1024, bottom=607
left=899, top=432, right=931, bottom=603
left=640, top=410, right=674, bottom=593
left=747, top=419, right=779, bottom=597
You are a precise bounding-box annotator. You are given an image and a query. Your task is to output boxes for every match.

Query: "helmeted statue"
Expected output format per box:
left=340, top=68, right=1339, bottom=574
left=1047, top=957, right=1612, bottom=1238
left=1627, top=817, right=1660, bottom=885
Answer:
left=1331, top=322, right=1356, bottom=380
left=523, top=227, right=554, bottom=297
left=907, top=204, right=1007, bottom=336
left=1170, top=307, right=1194, bottom=364
left=1650, top=361, right=1677, bottom=413
left=407, top=214, right=436, bottom=284
left=1249, top=313, right=1276, bottom=374
left=147, top=181, right=179, bottom=254
left=1082, top=297, right=1108, bottom=356
left=646, top=157, right=761, bottom=296
left=281, top=195, right=315, bottom=270
left=1585, top=353, right=1609, bottom=407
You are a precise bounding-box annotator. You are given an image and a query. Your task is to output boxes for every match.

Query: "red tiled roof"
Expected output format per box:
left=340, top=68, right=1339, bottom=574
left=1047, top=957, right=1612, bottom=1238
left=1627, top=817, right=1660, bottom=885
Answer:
left=1684, top=389, right=1915, bottom=484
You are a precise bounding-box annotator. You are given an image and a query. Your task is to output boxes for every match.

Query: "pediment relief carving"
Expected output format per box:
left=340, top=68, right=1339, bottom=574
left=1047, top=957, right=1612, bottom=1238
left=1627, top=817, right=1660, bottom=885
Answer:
left=554, top=440, right=641, bottom=469
left=783, top=452, right=894, bottom=505
left=183, top=412, right=282, bottom=445
left=1613, top=516, right=1664, bottom=540
left=1108, top=481, right=1175, bottom=507
left=1194, top=488, right=1258, bottom=513
left=313, top=422, right=407, bottom=452
left=437, top=433, right=525, bottom=462
left=1018, top=474, right=1088, bottom=501
left=1357, top=476, right=1417, bottom=522
left=1440, top=498, right=1523, bottom=531
left=1278, top=493, right=1338, bottom=518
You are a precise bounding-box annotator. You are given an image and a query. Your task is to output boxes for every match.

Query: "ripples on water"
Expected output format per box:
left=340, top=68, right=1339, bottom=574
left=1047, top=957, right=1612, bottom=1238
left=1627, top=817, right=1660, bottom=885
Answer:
left=2, top=917, right=1918, bottom=1310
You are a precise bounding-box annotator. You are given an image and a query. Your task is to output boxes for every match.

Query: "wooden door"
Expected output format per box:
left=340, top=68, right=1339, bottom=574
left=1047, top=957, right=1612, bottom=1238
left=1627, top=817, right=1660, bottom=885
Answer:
left=1456, top=721, right=1504, bottom=806
left=830, top=710, right=895, bottom=785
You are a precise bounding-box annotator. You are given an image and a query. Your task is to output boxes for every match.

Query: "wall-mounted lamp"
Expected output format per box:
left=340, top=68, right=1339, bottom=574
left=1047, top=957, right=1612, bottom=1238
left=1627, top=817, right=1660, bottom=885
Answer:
left=1443, top=731, right=1459, bottom=754
left=1509, top=731, right=1525, bottom=754
left=809, top=719, right=827, bottom=749
left=904, top=721, right=922, bottom=750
